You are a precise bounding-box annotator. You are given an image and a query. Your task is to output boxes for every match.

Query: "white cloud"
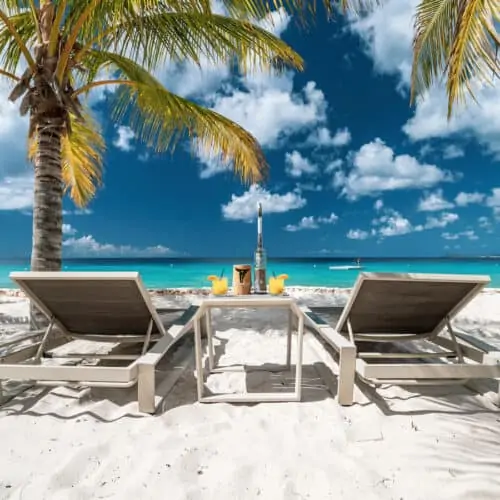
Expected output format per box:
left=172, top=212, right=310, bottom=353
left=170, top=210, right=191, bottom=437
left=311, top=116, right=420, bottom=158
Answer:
left=318, top=212, right=339, bottom=224
left=113, top=126, right=135, bottom=152
left=347, top=229, right=370, bottom=240
left=325, top=159, right=343, bottom=173
left=486, top=188, right=500, bottom=217
left=62, top=223, right=77, bottom=235
left=478, top=216, right=492, bottom=230
left=285, top=212, right=338, bottom=232
left=285, top=150, right=318, bottom=178
left=0, top=174, right=33, bottom=210
left=295, top=182, right=323, bottom=192
left=334, top=138, right=452, bottom=199
left=417, top=189, right=454, bottom=212
left=374, top=211, right=415, bottom=237
left=454, top=191, right=485, bottom=207
left=285, top=216, right=318, bottom=232
left=347, top=0, right=500, bottom=157
left=222, top=184, right=306, bottom=221
left=210, top=81, right=327, bottom=148
left=354, top=206, right=458, bottom=240
left=442, top=230, right=478, bottom=241
left=403, top=84, right=500, bottom=157
left=305, top=127, right=351, bottom=148
left=63, top=208, right=93, bottom=216
left=63, top=235, right=172, bottom=257
left=374, top=199, right=383, bottom=211
left=424, top=212, right=459, bottom=229
left=442, top=145, right=465, bottom=160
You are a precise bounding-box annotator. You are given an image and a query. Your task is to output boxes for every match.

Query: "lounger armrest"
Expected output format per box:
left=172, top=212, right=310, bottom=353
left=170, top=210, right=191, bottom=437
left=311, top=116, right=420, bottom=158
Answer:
left=454, top=330, right=500, bottom=355
left=171, top=305, right=199, bottom=326
left=300, top=305, right=355, bottom=352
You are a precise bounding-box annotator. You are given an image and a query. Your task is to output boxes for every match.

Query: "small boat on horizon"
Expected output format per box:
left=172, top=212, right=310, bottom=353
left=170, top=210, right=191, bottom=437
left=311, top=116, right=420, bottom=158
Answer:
left=329, top=258, right=363, bottom=271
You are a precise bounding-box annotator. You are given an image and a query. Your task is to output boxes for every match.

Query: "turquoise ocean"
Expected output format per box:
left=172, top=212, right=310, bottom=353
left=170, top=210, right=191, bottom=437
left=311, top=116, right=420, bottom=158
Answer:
left=1, top=258, right=500, bottom=289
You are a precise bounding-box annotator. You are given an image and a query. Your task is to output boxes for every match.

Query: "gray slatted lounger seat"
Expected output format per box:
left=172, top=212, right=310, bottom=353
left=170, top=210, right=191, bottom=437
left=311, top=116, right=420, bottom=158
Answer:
left=302, top=272, right=500, bottom=405
left=0, top=271, right=198, bottom=413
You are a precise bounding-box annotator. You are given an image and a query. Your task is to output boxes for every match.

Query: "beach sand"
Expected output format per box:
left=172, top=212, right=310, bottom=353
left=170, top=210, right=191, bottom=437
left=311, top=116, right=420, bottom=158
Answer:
left=0, top=288, right=500, bottom=499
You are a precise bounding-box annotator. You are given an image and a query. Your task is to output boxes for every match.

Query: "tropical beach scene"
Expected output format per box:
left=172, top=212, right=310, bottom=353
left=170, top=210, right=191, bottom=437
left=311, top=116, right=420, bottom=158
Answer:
left=1, top=0, right=500, bottom=499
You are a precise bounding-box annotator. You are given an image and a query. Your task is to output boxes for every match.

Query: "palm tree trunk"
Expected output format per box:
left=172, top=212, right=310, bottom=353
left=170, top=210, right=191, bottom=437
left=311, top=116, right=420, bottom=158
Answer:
left=29, top=116, right=64, bottom=328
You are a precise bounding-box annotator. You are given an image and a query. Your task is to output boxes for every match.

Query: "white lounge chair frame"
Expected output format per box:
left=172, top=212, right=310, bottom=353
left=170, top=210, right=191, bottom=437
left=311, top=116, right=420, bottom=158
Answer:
left=304, top=273, right=500, bottom=405
left=187, top=295, right=305, bottom=404
left=0, top=272, right=198, bottom=414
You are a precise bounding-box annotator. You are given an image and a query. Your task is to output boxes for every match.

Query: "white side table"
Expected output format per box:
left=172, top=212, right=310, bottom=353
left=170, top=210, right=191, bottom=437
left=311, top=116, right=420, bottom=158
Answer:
left=193, top=295, right=304, bottom=403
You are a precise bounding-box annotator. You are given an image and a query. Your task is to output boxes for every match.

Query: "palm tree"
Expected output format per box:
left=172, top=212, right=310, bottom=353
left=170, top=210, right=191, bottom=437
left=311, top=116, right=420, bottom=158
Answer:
left=0, top=0, right=308, bottom=280
left=410, top=0, right=499, bottom=117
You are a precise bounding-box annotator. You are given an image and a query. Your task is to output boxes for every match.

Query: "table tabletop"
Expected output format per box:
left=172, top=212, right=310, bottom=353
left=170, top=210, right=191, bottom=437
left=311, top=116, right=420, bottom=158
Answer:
left=201, top=294, right=296, bottom=308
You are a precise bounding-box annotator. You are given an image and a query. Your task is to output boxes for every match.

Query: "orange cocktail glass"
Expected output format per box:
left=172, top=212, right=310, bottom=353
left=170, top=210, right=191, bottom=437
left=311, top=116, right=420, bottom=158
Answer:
left=208, top=275, right=228, bottom=296
left=269, top=274, right=288, bottom=295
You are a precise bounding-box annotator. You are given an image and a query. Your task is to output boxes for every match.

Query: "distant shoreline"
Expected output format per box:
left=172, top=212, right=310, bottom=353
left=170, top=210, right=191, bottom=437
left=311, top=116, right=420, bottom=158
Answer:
left=1, top=256, right=500, bottom=263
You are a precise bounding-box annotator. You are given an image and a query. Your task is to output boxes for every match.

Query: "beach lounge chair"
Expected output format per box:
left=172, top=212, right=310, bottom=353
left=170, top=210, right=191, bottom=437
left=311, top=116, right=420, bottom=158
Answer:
left=302, top=272, right=500, bottom=405
left=0, top=271, right=198, bottom=413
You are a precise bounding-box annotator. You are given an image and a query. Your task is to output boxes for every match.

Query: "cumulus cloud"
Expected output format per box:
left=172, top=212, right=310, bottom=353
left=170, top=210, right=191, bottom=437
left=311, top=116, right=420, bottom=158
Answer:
left=285, top=151, right=318, bottom=178
left=442, top=145, right=465, bottom=160
left=442, top=230, right=478, bottom=241
left=350, top=205, right=459, bottom=240
left=113, top=126, right=135, bottom=152
left=285, top=212, right=338, bottom=232
left=347, top=229, right=370, bottom=240
left=334, top=138, right=452, bottom=199
left=62, top=223, right=77, bottom=235
left=486, top=188, right=500, bottom=217
left=454, top=191, right=485, bottom=207
left=0, top=174, right=33, bottom=210
left=284, top=216, right=318, bottom=232
left=347, top=0, right=500, bottom=157
left=221, top=184, right=306, bottom=221
left=62, top=225, right=173, bottom=256
left=305, top=127, right=351, bottom=148
left=417, top=190, right=454, bottom=212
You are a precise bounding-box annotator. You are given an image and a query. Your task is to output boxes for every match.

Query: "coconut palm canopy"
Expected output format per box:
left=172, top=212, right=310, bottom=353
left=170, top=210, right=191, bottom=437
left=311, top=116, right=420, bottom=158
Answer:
left=1, top=0, right=309, bottom=205
left=410, top=0, right=499, bottom=118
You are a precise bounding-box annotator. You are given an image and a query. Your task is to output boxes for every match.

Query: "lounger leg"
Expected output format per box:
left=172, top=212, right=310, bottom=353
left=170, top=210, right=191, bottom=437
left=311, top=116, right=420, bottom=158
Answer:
left=138, top=361, right=156, bottom=414
left=295, top=313, right=304, bottom=401
left=346, top=319, right=355, bottom=344
left=141, top=319, right=154, bottom=355
left=286, top=309, right=293, bottom=370
left=446, top=318, right=464, bottom=363
left=337, top=344, right=356, bottom=406
left=194, top=317, right=204, bottom=401
left=34, top=318, right=55, bottom=363
left=205, top=310, right=214, bottom=372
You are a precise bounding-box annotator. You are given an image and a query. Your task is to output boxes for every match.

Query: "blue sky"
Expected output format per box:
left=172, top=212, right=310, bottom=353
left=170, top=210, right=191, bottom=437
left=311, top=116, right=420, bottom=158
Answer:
left=0, top=0, right=499, bottom=259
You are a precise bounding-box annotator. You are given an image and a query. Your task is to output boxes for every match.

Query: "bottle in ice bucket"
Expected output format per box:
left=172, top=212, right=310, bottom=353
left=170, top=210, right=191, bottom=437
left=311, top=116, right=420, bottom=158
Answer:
left=254, top=202, right=267, bottom=293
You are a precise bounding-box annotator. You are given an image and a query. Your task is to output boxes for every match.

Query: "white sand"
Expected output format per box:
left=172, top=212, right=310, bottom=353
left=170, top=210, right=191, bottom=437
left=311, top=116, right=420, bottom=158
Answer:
left=1, top=288, right=500, bottom=500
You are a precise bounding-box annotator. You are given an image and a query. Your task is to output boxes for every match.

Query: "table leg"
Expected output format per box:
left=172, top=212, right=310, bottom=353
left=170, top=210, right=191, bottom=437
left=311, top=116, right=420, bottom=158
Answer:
left=194, top=316, right=204, bottom=401
left=295, top=312, right=304, bottom=401
left=286, top=309, right=293, bottom=370
left=205, top=309, right=214, bottom=372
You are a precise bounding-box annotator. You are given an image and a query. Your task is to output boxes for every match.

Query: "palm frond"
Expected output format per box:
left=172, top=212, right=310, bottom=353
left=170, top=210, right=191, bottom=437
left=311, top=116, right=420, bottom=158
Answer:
left=29, top=113, right=105, bottom=207
left=412, top=0, right=500, bottom=117
left=78, top=51, right=267, bottom=182
left=0, top=9, right=36, bottom=72
left=76, top=10, right=303, bottom=78
left=411, top=0, right=459, bottom=103
left=219, top=0, right=380, bottom=24
left=446, top=0, right=500, bottom=117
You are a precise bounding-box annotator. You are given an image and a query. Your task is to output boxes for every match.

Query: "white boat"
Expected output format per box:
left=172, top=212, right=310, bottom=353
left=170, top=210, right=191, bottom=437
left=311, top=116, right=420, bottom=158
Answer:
left=329, top=265, right=363, bottom=270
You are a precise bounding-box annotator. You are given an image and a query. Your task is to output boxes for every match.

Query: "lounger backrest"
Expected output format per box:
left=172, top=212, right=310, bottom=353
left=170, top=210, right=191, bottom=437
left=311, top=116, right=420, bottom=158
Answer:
left=10, top=271, right=165, bottom=336
left=336, top=272, right=490, bottom=336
